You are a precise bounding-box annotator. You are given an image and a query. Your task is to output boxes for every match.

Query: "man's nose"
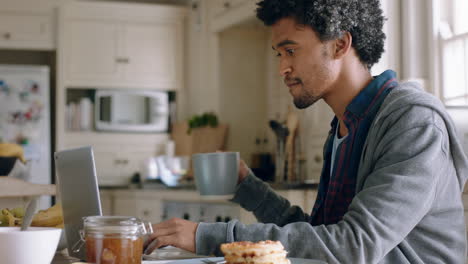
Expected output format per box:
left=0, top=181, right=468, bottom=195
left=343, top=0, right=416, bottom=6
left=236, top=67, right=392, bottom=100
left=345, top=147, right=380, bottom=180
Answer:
left=279, top=61, right=292, bottom=76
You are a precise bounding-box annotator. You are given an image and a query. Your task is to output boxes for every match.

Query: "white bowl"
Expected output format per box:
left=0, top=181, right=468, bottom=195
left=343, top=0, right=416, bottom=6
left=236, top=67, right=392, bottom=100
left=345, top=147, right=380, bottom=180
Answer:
left=0, top=227, right=62, bottom=264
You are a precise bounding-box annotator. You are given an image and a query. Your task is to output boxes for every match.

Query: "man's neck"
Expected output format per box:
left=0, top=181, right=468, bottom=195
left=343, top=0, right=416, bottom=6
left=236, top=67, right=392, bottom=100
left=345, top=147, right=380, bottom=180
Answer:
left=324, top=62, right=373, bottom=137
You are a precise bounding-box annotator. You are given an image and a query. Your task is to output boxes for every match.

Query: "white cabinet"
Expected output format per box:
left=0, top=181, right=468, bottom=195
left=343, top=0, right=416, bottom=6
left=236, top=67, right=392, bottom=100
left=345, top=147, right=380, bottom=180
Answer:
left=66, top=21, right=121, bottom=84
left=109, top=188, right=317, bottom=224
left=63, top=133, right=168, bottom=187
left=113, top=197, right=138, bottom=217
left=93, top=145, right=155, bottom=187
left=206, top=0, right=257, bottom=33
left=136, top=198, right=163, bottom=223
left=100, top=190, right=114, bottom=216
left=209, top=0, right=249, bottom=18
left=0, top=1, right=56, bottom=50
left=59, top=1, right=186, bottom=89
left=123, top=22, right=180, bottom=88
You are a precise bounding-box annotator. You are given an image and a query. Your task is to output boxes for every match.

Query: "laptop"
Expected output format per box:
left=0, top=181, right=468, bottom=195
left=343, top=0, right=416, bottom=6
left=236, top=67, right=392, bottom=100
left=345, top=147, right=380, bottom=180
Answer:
left=54, top=146, right=102, bottom=260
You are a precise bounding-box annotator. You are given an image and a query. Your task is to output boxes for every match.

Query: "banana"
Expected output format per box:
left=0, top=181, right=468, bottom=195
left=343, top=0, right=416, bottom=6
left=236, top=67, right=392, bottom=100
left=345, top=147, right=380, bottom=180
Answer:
left=10, top=207, right=25, bottom=218
left=0, top=204, right=64, bottom=228
left=0, top=214, right=8, bottom=226
left=1, top=209, right=17, bottom=227
left=31, top=203, right=64, bottom=227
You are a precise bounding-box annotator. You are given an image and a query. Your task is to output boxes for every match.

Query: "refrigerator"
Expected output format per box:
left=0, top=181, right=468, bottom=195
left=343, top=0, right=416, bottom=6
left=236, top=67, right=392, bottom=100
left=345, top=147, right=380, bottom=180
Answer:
left=0, top=65, right=52, bottom=210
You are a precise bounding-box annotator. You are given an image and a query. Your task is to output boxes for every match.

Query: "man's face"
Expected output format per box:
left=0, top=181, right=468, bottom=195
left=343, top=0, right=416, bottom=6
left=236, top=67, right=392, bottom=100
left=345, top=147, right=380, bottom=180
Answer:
left=271, top=18, right=337, bottom=109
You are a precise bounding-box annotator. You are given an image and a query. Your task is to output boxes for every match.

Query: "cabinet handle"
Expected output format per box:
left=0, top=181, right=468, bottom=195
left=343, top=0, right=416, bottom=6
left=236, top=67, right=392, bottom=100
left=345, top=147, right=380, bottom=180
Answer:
left=314, top=155, right=322, bottom=163
left=114, top=159, right=121, bottom=165
left=223, top=1, right=231, bottom=8
left=122, top=159, right=129, bottom=165
left=3, top=32, right=11, bottom=40
left=116, top=57, right=130, bottom=63
left=143, top=210, right=150, bottom=217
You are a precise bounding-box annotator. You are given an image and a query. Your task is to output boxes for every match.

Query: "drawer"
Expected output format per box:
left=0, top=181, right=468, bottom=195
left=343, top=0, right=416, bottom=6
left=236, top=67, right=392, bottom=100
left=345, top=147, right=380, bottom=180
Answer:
left=0, top=13, right=54, bottom=49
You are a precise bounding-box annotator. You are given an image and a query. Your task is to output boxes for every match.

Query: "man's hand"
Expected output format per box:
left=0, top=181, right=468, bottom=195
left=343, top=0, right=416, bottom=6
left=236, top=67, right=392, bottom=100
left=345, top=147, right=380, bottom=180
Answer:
left=238, top=159, right=250, bottom=183
left=144, top=218, right=198, bottom=254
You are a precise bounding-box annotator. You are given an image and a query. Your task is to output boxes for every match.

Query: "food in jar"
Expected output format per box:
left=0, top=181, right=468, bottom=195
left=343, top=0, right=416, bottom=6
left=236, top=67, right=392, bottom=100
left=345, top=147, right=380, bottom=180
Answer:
left=85, top=236, right=143, bottom=264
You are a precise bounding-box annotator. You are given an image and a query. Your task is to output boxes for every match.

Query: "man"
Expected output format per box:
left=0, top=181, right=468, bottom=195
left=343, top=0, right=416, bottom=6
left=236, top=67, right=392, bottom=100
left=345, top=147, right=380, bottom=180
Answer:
left=145, top=0, right=468, bottom=263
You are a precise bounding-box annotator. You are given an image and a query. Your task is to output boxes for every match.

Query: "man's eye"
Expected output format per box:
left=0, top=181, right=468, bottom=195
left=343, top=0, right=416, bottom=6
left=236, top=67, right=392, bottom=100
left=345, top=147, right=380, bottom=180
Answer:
left=286, top=48, right=295, bottom=55
left=276, top=52, right=281, bottom=57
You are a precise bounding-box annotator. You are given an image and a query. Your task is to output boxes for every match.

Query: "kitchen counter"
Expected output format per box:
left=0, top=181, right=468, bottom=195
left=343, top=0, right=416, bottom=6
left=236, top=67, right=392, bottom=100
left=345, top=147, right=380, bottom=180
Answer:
left=99, top=180, right=319, bottom=191
left=98, top=186, right=318, bottom=225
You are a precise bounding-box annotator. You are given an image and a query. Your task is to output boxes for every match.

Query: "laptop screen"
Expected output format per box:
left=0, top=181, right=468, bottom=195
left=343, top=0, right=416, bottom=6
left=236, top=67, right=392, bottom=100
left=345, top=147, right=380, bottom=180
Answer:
left=54, top=146, right=102, bottom=260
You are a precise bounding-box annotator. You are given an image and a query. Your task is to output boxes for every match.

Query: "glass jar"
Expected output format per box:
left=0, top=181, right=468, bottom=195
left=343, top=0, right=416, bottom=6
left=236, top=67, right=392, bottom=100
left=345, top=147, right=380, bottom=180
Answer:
left=81, top=216, right=152, bottom=264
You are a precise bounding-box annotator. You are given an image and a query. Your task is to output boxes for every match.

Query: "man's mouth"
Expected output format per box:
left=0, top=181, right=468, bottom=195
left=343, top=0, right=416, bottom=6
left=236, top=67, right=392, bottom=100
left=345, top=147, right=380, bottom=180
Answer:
left=284, top=78, right=302, bottom=88
left=285, top=81, right=301, bottom=88
left=287, top=82, right=300, bottom=86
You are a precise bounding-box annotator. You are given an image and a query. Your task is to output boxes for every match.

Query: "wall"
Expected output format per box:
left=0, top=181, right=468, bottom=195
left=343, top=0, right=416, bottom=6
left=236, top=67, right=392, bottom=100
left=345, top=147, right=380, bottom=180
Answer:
left=185, top=0, right=217, bottom=117
left=218, top=23, right=268, bottom=163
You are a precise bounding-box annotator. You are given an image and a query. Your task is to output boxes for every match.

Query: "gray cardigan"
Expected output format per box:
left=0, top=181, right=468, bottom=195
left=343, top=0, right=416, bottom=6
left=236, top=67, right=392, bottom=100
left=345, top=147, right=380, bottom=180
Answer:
left=195, top=83, right=468, bottom=264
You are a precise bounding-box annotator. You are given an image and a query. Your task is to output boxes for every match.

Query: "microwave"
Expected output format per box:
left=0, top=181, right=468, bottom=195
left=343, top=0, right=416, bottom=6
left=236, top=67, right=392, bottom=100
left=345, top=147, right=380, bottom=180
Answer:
left=95, top=89, right=169, bottom=132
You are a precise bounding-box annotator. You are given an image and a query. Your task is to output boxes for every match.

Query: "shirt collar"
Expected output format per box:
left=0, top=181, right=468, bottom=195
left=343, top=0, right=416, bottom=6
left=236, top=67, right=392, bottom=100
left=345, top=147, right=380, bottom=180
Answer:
left=345, top=70, right=398, bottom=120
left=329, top=70, right=398, bottom=131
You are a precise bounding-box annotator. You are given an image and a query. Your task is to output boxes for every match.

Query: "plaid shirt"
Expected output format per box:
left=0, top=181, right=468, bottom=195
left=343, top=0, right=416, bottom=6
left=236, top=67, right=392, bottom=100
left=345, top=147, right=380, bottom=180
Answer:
left=310, top=70, right=399, bottom=225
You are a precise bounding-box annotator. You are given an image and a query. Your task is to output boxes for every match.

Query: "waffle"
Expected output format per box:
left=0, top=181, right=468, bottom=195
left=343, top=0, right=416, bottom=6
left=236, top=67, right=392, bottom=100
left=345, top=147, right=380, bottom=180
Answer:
left=220, top=240, right=290, bottom=264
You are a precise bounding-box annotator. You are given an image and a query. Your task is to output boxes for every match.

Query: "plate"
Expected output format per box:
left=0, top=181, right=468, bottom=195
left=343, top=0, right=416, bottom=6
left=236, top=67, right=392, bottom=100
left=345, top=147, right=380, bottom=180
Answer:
left=143, top=246, right=210, bottom=260
left=143, top=257, right=327, bottom=264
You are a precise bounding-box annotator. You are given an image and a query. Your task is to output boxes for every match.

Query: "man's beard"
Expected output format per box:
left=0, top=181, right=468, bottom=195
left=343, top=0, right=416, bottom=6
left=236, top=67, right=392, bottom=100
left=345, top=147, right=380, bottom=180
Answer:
left=285, top=77, right=322, bottom=109
left=293, top=89, right=320, bottom=109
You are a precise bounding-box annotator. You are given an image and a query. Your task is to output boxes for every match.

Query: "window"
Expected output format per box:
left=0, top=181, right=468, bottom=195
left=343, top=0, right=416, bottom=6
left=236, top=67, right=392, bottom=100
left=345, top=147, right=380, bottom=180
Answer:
left=439, top=0, right=468, bottom=106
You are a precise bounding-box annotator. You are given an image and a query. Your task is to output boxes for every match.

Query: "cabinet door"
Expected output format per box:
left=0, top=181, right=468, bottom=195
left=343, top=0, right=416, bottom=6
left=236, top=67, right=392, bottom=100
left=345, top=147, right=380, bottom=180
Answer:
left=99, top=191, right=113, bottom=216
left=209, top=0, right=229, bottom=18
left=119, top=149, right=153, bottom=182
left=122, top=22, right=181, bottom=89
left=65, top=20, right=122, bottom=85
left=209, top=0, right=249, bottom=18
left=114, top=197, right=138, bottom=216
left=136, top=198, right=163, bottom=223
left=0, top=13, right=54, bottom=50
left=92, top=145, right=125, bottom=186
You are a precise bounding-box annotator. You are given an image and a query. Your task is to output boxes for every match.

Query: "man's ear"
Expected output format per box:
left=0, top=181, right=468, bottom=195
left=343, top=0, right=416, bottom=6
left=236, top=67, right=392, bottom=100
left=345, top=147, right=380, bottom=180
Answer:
left=333, top=32, right=352, bottom=59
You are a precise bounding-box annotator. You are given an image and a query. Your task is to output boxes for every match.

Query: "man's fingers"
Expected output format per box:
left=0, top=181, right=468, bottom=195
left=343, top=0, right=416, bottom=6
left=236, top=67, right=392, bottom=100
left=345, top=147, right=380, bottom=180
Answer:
left=143, top=234, right=153, bottom=249
left=144, top=225, right=177, bottom=249
left=153, top=218, right=182, bottom=229
left=143, top=239, right=159, bottom=255
left=143, top=218, right=196, bottom=254
left=145, top=235, right=176, bottom=254
left=152, top=226, right=176, bottom=238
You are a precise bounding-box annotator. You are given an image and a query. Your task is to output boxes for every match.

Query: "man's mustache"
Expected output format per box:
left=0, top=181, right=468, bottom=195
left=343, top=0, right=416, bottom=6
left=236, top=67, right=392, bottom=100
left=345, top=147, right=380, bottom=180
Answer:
left=284, top=77, right=302, bottom=86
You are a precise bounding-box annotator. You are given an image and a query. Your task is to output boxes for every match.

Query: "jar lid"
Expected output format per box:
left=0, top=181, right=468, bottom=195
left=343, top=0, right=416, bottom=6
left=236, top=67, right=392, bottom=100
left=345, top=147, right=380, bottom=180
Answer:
left=83, top=216, right=145, bottom=236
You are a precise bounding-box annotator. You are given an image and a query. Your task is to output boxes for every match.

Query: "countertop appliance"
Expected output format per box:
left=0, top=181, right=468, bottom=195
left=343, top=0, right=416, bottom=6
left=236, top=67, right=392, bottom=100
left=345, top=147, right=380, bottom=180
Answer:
left=95, top=89, right=169, bottom=133
left=0, top=64, right=52, bottom=210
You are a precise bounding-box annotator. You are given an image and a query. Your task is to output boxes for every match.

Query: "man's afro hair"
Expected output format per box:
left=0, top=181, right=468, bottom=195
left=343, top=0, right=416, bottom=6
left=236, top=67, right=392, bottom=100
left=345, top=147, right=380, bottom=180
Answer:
left=256, top=0, right=386, bottom=69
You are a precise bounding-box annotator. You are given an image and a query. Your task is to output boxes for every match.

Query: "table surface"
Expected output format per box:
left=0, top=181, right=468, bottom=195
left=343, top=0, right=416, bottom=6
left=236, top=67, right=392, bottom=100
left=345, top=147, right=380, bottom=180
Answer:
left=51, top=251, right=79, bottom=264
left=51, top=251, right=327, bottom=264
